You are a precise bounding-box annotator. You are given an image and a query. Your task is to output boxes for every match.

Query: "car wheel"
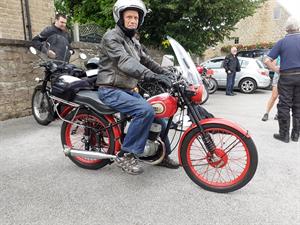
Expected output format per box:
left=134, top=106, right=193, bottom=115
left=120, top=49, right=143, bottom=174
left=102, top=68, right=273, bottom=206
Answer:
left=239, top=78, right=257, bottom=94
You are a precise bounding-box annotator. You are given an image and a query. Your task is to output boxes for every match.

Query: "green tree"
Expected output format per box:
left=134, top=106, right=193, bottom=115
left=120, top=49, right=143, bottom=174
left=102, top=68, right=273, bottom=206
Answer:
left=55, top=0, right=266, bottom=54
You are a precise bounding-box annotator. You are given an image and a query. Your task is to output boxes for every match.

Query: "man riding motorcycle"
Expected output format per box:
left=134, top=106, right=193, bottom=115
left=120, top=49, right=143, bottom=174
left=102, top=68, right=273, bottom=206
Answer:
left=97, top=0, right=179, bottom=175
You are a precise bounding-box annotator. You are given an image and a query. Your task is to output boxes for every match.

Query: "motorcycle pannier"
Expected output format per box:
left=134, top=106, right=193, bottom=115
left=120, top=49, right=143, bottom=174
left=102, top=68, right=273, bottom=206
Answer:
left=51, top=75, right=92, bottom=101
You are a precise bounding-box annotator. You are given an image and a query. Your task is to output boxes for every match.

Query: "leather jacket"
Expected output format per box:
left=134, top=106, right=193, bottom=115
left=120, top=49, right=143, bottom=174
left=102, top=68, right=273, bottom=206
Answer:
left=223, top=54, right=241, bottom=73
left=32, top=25, right=73, bottom=62
left=96, top=26, right=167, bottom=89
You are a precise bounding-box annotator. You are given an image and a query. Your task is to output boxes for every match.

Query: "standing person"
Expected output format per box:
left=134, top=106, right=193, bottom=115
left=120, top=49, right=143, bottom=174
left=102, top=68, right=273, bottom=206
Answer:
left=262, top=58, right=280, bottom=121
left=223, top=46, right=241, bottom=96
left=96, top=0, right=179, bottom=175
left=32, top=13, right=74, bottom=62
left=264, top=16, right=300, bottom=143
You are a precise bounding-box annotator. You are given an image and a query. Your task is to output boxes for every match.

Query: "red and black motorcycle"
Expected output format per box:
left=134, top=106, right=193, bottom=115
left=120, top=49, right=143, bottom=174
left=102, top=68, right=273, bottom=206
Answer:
left=58, top=37, right=258, bottom=193
left=196, top=65, right=218, bottom=94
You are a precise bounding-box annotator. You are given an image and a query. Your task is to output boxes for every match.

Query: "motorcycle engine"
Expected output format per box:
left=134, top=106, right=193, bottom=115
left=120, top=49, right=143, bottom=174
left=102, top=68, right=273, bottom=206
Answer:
left=139, top=123, right=162, bottom=157
left=141, top=140, right=160, bottom=157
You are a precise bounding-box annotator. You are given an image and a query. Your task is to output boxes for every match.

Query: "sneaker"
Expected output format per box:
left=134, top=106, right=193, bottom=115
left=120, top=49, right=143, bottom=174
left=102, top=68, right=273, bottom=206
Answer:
left=114, top=153, right=144, bottom=175
left=262, top=113, right=268, bottom=121
left=157, top=156, right=180, bottom=169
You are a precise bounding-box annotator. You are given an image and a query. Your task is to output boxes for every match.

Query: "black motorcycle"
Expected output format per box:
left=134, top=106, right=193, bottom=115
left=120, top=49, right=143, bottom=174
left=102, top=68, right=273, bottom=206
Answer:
left=29, top=47, right=90, bottom=125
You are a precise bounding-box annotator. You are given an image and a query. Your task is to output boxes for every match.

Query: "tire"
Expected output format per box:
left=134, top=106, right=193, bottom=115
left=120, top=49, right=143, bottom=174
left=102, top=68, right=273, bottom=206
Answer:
left=61, top=108, right=115, bottom=170
left=206, top=78, right=218, bottom=94
left=200, top=83, right=209, bottom=105
left=239, top=78, right=257, bottom=94
left=31, top=85, right=53, bottom=125
left=180, top=123, right=258, bottom=193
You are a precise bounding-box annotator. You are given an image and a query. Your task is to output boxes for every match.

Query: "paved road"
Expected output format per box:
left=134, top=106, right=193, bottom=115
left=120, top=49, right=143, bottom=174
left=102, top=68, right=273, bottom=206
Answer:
left=0, top=89, right=299, bottom=225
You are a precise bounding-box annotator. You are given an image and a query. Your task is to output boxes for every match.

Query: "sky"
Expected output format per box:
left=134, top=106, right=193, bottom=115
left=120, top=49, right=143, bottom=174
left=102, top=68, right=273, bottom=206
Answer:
left=277, top=0, right=300, bottom=20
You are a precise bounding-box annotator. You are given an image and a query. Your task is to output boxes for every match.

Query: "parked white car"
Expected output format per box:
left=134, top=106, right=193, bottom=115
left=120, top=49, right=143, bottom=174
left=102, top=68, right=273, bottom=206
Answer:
left=200, top=56, right=270, bottom=93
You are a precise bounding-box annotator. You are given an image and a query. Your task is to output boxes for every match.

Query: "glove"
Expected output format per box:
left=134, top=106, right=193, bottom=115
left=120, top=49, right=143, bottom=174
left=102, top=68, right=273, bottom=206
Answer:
left=144, top=73, right=172, bottom=88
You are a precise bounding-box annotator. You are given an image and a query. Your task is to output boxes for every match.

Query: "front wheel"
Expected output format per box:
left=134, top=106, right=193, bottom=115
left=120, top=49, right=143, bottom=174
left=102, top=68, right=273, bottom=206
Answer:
left=180, top=123, right=258, bottom=193
left=31, top=85, right=53, bottom=125
left=61, top=109, right=115, bottom=170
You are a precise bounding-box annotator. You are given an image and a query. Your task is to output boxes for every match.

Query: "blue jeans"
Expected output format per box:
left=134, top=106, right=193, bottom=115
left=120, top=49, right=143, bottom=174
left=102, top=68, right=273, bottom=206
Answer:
left=226, top=72, right=236, bottom=94
left=98, top=87, right=155, bottom=154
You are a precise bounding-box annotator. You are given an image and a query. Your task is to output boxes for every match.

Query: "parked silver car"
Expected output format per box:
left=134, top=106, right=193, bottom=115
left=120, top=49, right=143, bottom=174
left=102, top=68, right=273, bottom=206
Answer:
left=200, top=56, right=270, bottom=93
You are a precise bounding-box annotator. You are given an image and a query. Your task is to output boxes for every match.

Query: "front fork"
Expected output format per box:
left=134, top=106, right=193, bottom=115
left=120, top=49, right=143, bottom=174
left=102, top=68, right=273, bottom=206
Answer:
left=180, top=88, right=216, bottom=154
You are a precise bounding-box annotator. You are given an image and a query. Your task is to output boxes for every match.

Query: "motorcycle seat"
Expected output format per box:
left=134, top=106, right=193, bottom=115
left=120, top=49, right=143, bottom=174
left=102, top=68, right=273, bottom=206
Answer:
left=73, top=90, right=117, bottom=114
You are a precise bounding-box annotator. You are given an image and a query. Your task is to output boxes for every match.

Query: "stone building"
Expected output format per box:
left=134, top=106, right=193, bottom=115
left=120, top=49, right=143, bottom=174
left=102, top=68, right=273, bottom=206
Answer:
left=0, top=0, right=56, bottom=120
left=0, top=0, right=55, bottom=40
left=204, top=0, right=290, bottom=59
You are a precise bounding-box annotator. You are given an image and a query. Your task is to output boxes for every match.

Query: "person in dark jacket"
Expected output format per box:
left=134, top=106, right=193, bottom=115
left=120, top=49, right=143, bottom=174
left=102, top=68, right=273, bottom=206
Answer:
left=223, top=47, right=241, bottom=96
left=97, top=0, right=179, bottom=175
left=264, top=16, right=300, bottom=143
left=32, top=13, right=73, bottom=62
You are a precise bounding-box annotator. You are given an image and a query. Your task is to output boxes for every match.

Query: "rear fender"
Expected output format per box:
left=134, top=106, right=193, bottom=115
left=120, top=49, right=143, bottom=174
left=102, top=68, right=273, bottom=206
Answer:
left=103, top=115, right=122, bottom=154
left=177, top=118, right=251, bottom=164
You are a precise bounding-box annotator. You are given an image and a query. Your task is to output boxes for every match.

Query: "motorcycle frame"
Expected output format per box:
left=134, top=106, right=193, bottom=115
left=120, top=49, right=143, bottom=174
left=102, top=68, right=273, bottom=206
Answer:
left=60, top=79, right=251, bottom=162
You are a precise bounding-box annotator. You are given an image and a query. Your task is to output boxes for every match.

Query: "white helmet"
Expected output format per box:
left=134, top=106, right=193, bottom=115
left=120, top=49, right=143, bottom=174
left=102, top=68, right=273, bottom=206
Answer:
left=113, top=0, right=147, bottom=27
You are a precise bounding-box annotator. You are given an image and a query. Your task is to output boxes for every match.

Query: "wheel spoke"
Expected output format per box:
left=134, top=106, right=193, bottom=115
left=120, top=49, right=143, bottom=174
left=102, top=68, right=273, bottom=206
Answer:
left=185, top=125, right=253, bottom=189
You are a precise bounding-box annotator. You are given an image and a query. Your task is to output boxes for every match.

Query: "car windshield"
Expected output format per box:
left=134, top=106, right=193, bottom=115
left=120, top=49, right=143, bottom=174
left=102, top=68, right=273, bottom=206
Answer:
left=167, top=36, right=202, bottom=86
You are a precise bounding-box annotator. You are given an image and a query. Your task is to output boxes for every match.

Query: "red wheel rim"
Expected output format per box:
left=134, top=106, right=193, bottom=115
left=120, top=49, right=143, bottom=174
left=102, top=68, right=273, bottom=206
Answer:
left=186, top=128, right=250, bottom=187
left=65, top=114, right=110, bottom=165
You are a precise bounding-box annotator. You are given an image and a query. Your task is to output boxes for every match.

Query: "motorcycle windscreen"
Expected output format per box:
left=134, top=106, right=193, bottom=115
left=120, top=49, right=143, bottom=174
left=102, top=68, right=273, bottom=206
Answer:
left=167, top=36, right=202, bottom=86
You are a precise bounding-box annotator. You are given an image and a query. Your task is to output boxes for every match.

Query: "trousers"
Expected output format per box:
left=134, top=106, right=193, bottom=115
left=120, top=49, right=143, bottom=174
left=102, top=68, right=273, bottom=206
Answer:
left=226, top=71, right=236, bottom=94
left=277, top=74, right=300, bottom=120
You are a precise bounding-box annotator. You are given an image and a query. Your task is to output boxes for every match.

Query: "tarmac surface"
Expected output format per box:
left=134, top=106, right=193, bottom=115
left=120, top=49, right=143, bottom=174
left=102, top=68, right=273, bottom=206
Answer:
left=0, top=89, right=299, bottom=225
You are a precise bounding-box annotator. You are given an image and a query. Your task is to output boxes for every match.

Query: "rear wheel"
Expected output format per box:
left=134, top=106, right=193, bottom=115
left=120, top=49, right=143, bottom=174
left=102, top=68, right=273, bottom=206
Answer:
left=200, top=83, right=209, bottom=105
left=180, top=123, right=258, bottom=193
left=31, top=85, right=53, bottom=125
left=206, top=78, right=218, bottom=94
left=239, top=78, right=257, bottom=94
left=61, top=109, right=115, bottom=170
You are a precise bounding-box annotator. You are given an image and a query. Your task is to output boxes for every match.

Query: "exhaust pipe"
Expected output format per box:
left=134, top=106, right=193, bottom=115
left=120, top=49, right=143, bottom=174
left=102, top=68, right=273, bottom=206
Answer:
left=63, top=146, right=116, bottom=160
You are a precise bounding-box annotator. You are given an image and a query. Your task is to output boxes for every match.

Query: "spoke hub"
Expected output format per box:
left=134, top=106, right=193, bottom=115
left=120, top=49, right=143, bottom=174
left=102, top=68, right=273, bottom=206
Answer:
left=206, top=148, right=228, bottom=168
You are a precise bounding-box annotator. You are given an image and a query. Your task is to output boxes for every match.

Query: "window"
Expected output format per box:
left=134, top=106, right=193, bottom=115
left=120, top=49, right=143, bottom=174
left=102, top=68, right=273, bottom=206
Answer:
left=239, top=60, right=249, bottom=68
left=256, top=60, right=264, bottom=69
left=234, top=37, right=239, bottom=44
left=205, top=59, right=224, bottom=69
left=273, top=6, right=281, bottom=20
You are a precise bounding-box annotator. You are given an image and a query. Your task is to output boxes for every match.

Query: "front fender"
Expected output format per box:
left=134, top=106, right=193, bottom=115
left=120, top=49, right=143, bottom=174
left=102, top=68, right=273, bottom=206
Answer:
left=177, top=118, right=251, bottom=165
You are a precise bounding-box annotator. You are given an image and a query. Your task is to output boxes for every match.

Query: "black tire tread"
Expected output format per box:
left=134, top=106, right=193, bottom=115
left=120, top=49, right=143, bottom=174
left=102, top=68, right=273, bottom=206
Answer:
left=61, top=108, right=115, bottom=170
left=180, top=123, right=258, bottom=193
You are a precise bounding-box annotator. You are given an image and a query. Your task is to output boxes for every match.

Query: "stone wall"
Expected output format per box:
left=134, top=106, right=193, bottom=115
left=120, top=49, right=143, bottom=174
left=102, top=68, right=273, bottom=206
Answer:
left=0, top=39, right=99, bottom=121
left=0, top=0, right=55, bottom=40
left=0, top=39, right=165, bottom=121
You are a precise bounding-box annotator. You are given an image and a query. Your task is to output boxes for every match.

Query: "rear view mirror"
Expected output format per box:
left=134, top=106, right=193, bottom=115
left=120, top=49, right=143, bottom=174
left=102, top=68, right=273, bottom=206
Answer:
left=29, top=46, right=37, bottom=55
left=161, top=55, right=174, bottom=67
